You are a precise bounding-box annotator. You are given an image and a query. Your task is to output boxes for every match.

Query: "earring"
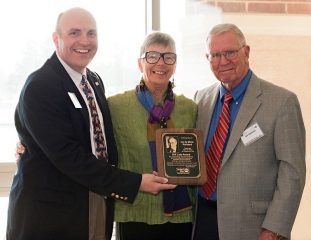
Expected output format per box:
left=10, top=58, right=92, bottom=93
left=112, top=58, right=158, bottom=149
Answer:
left=140, top=76, right=145, bottom=87
left=171, top=77, right=176, bottom=88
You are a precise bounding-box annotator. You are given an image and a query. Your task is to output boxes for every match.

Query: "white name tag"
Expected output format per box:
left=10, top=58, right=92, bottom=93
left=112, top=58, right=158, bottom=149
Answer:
left=241, top=123, right=264, bottom=146
left=68, top=92, right=82, bottom=108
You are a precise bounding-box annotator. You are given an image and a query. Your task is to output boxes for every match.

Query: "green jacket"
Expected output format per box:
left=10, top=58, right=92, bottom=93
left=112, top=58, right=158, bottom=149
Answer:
left=108, top=89, right=198, bottom=224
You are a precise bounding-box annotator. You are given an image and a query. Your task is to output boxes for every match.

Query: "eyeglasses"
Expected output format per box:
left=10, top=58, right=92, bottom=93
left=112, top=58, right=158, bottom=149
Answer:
left=207, top=45, right=245, bottom=63
left=141, top=51, right=177, bottom=65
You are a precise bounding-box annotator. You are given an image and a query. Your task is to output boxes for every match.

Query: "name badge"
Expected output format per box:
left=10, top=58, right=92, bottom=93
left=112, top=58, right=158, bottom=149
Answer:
left=241, top=123, right=264, bottom=146
left=68, top=92, right=82, bottom=108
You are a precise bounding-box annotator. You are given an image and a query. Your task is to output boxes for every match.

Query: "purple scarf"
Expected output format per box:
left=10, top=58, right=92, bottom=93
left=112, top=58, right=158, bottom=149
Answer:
left=136, top=81, right=192, bottom=216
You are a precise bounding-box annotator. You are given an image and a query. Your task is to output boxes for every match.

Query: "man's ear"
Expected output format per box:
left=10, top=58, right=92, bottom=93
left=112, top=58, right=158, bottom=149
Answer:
left=52, top=32, right=59, bottom=47
left=244, top=45, right=250, bottom=59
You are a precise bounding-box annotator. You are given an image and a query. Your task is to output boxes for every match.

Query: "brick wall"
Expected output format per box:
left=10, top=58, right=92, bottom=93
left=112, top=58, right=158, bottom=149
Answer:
left=190, top=0, right=311, bottom=14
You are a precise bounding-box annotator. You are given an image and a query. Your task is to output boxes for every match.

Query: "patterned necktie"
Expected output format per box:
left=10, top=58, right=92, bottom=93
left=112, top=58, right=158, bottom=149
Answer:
left=80, top=75, right=108, bottom=161
left=201, top=92, right=233, bottom=199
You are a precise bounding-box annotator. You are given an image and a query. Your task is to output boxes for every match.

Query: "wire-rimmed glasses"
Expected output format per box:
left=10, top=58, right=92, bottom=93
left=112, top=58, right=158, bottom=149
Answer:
left=207, top=45, right=245, bottom=63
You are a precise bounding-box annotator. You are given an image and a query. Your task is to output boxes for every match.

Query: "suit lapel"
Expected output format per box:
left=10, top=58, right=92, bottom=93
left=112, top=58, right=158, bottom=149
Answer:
left=48, top=53, right=90, bottom=130
left=86, top=70, right=118, bottom=166
left=197, top=83, right=219, bottom=144
left=48, top=54, right=118, bottom=166
left=86, top=70, right=109, bottom=127
left=221, top=74, right=262, bottom=167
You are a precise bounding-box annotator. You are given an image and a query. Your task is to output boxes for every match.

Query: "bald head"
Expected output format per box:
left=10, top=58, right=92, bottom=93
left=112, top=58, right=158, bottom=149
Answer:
left=52, top=7, right=98, bottom=73
left=55, top=7, right=97, bottom=35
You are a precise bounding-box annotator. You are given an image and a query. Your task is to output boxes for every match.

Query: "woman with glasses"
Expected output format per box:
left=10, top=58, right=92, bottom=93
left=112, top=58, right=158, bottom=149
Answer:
left=108, top=32, right=197, bottom=240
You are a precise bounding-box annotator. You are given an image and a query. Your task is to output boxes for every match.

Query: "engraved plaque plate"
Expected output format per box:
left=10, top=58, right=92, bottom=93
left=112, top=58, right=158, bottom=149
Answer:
left=156, top=128, right=207, bottom=185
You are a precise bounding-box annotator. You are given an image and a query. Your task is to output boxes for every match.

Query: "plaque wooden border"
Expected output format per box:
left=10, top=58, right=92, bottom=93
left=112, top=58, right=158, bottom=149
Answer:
left=156, top=128, right=207, bottom=185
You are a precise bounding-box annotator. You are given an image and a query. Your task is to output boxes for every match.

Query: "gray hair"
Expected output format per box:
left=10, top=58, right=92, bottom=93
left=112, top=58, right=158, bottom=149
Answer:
left=206, top=23, right=246, bottom=52
left=140, top=31, right=176, bottom=56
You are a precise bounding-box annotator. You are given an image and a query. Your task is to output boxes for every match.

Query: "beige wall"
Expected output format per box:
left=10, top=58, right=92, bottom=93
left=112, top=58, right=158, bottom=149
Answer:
left=223, top=13, right=311, bottom=240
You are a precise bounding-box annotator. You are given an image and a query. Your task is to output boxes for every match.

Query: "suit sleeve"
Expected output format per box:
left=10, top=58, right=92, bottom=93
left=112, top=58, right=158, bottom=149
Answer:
left=261, top=92, right=306, bottom=238
left=17, top=71, right=141, bottom=203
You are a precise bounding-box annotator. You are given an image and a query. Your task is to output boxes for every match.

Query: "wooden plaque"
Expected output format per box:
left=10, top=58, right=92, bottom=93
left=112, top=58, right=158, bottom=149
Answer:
left=156, top=128, right=207, bottom=185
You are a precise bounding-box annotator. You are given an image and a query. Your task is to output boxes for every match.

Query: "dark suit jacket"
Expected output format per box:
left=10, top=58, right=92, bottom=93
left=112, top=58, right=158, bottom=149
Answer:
left=7, top=52, right=142, bottom=240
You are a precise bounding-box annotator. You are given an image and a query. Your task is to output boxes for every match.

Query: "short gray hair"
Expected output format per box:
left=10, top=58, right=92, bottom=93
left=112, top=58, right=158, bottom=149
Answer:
left=140, top=31, right=176, bottom=56
left=206, top=23, right=246, bottom=52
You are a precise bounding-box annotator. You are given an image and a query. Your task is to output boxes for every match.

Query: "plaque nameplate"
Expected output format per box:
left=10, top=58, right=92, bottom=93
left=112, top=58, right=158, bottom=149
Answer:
left=156, top=128, right=207, bottom=185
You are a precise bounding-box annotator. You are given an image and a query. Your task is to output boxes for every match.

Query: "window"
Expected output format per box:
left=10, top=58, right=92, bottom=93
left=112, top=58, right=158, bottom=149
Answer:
left=0, top=0, right=147, bottom=164
left=160, top=1, right=311, bottom=239
left=1, top=0, right=310, bottom=239
left=0, top=1, right=148, bottom=238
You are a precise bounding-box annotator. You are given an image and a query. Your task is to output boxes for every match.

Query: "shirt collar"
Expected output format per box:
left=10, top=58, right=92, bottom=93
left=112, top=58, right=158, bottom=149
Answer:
left=219, top=69, right=252, bottom=101
left=55, top=52, right=87, bottom=85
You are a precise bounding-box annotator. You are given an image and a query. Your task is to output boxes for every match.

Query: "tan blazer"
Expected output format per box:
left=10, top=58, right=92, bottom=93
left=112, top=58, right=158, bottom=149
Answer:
left=194, top=72, right=306, bottom=239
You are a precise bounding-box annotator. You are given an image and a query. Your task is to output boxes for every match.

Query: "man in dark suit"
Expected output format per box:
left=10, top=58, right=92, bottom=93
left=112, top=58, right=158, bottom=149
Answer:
left=6, top=7, right=175, bottom=240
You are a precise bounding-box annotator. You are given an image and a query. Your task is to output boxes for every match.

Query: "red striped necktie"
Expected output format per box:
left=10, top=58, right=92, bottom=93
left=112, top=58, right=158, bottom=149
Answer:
left=80, top=75, right=108, bottom=161
left=201, top=92, right=233, bottom=199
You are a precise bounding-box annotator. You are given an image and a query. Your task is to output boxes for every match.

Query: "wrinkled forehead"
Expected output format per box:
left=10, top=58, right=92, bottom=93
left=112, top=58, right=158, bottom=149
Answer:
left=207, top=32, right=241, bottom=52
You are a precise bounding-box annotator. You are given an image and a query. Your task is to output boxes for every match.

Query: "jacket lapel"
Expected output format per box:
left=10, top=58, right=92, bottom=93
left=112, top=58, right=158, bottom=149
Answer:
left=86, top=70, right=106, bottom=112
left=86, top=70, right=118, bottom=166
left=48, top=52, right=90, bottom=130
left=221, top=73, right=262, bottom=167
left=197, top=83, right=220, bottom=144
left=86, top=69, right=109, bottom=128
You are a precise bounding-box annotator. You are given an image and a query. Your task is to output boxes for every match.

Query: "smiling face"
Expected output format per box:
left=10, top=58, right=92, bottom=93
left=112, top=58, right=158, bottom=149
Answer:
left=207, top=31, right=250, bottom=91
left=52, top=8, right=98, bottom=73
left=138, top=44, right=176, bottom=90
